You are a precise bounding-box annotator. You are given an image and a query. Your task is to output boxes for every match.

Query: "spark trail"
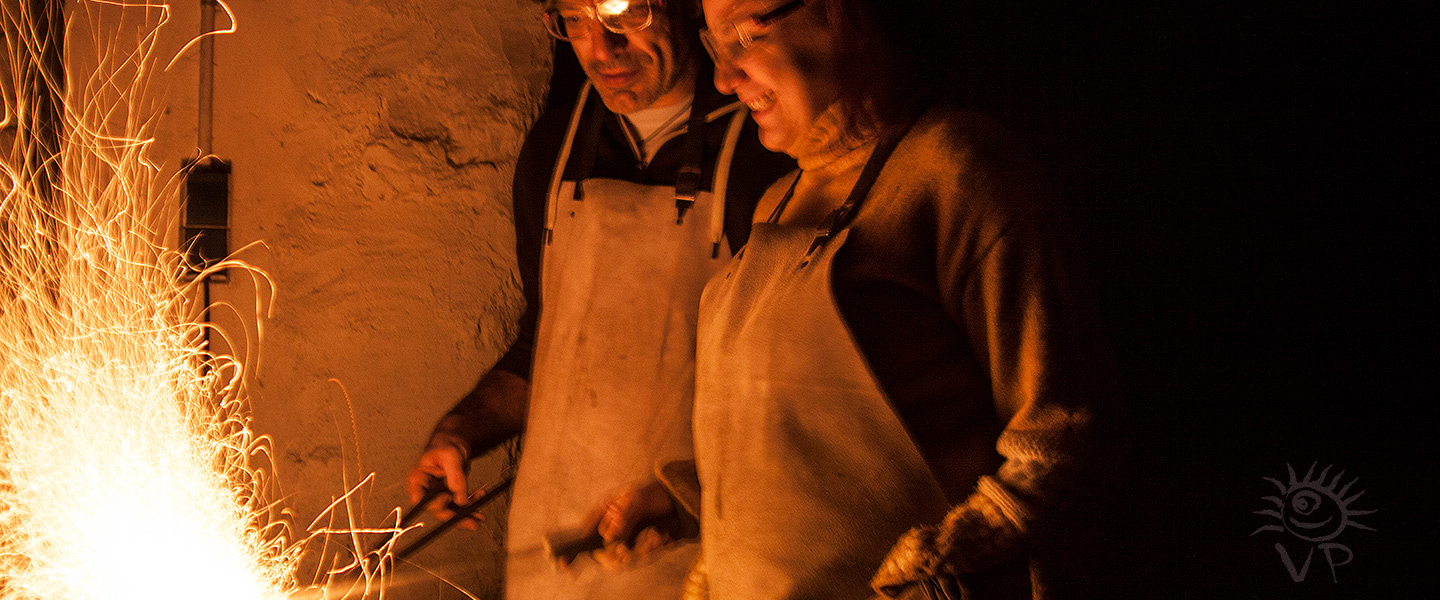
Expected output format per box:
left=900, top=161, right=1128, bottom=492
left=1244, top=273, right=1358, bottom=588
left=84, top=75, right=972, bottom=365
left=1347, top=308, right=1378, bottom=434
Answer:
left=0, top=2, right=314, bottom=598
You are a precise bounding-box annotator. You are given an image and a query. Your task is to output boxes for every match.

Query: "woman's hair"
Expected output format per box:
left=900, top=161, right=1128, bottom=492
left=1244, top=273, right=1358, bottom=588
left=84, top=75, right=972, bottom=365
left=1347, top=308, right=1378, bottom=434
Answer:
left=825, top=0, right=959, bottom=138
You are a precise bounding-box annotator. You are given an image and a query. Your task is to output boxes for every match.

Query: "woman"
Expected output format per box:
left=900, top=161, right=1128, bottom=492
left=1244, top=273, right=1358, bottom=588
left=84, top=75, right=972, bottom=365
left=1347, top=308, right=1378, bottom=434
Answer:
left=578, top=0, right=1115, bottom=598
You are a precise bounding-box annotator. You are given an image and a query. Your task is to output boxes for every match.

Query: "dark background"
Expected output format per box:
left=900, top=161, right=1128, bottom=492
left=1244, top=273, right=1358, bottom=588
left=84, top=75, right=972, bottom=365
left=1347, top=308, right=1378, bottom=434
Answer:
left=546, top=1, right=1435, bottom=596
left=943, top=1, right=1434, bottom=597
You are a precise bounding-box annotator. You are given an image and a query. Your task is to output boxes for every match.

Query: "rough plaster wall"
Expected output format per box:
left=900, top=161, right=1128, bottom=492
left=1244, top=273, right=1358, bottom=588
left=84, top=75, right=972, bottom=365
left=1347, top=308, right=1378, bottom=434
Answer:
left=153, top=1, right=550, bottom=597
left=15, top=1, right=547, bottom=596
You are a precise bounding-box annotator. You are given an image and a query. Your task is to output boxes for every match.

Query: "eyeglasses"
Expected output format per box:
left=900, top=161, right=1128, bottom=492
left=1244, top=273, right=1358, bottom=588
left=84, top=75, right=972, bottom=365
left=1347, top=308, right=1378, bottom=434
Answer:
left=543, top=0, right=658, bottom=41
left=699, top=0, right=808, bottom=64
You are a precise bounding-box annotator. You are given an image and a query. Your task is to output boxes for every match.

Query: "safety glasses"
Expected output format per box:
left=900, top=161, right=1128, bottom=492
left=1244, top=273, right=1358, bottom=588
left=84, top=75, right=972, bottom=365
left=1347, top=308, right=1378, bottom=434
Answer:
left=699, top=0, right=808, bottom=64
left=543, top=0, right=659, bottom=41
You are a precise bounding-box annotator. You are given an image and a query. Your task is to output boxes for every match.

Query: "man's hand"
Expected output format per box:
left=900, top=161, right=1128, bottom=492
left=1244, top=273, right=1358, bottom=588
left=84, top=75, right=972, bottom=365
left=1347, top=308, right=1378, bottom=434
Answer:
left=556, top=478, right=681, bottom=571
left=406, top=428, right=483, bottom=530
left=405, top=369, right=529, bottom=530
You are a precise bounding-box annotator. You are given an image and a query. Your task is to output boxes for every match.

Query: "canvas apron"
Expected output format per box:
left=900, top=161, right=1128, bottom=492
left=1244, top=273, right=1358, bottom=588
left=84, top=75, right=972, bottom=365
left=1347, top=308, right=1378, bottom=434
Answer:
left=693, top=129, right=950, bottom=600
left=507, top=83, right=748, bottom=600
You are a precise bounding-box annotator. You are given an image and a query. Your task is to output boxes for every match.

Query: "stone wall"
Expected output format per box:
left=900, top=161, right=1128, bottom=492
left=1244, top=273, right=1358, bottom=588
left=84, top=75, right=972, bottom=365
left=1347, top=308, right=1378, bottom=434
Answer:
left=153, top=1, right=550, bottom=597
left=4, top=0, right=543, bottom=595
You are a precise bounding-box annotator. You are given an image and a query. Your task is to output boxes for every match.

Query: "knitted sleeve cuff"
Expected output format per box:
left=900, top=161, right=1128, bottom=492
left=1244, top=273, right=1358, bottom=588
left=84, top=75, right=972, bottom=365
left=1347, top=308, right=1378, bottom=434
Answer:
left=870, top=481, right=1026, bottom=596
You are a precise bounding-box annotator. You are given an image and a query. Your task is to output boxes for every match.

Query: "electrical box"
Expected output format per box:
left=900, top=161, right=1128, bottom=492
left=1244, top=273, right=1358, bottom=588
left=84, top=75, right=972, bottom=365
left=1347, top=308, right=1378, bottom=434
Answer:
left=182, top=158, right=230, bottom=280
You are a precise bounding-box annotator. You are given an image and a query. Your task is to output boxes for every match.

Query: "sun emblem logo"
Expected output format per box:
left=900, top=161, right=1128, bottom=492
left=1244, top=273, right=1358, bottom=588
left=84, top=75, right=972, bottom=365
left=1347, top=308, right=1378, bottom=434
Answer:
left=1251, top=462, right=1377, bottom=583
left=1252, top=462, right=1375, bottom=542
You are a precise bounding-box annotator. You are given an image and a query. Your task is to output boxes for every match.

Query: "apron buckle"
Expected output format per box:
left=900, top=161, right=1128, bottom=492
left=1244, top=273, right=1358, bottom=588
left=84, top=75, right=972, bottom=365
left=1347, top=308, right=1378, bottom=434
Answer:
left=801, top=203, right=854, bottom=264
left=803, top=231, right=833, bottom=264
left=675, top=166, right=701, bottom=224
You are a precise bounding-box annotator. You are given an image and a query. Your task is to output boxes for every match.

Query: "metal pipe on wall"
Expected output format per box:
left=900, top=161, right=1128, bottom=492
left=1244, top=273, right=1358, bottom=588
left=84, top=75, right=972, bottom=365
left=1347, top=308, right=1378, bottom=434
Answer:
left=186, top=0, right=230, bottom=354
left=198, top=0, right=215, bottom=156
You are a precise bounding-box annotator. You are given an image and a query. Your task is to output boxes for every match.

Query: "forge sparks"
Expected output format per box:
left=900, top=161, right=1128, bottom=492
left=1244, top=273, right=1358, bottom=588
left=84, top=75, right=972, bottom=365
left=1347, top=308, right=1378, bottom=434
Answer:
left=0, top=2, right=301, bottom=598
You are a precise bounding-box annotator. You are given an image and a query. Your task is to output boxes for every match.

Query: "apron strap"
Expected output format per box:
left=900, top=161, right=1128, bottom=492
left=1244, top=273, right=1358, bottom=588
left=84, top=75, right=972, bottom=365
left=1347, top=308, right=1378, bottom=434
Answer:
left=674, top=62, right=715, bottom=224
left=570, top=90, right=608, bottom=202
left=709, top=106, right=749, bottom=257
left=801, top=116, right=919, bottom=261
left=544, top=82, right=594, bottom=245
left=766, top=171, right=803, bottom=224
left=546, top=68, right=730, bottom=245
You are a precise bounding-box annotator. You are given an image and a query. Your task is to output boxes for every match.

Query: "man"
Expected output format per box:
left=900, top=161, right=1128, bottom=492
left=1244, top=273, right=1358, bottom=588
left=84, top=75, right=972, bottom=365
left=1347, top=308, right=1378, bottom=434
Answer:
left=405, top=1, right=794, bottom=598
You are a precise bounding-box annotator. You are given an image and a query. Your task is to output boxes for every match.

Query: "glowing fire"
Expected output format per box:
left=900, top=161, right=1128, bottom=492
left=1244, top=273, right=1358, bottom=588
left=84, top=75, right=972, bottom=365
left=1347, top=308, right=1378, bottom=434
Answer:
left=0, top=1, right=310, bottom=598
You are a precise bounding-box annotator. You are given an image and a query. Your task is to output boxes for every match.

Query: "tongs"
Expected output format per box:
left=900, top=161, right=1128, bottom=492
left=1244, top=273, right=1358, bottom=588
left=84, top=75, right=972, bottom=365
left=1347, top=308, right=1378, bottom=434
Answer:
left=372, top=472, right=516, bottom=561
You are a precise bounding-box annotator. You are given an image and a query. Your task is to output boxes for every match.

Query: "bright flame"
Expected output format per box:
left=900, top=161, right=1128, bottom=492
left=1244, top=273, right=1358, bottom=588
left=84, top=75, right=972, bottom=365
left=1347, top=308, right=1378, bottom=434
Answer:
left=0, top=1, right=305, bottom=598
left=597, top=0, right=633, bottom=18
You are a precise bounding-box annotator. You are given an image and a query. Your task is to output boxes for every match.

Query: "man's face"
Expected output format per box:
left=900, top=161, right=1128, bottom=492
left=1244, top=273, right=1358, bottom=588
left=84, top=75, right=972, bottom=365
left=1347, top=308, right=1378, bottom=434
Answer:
left=563, top=1, right=698, bottom=114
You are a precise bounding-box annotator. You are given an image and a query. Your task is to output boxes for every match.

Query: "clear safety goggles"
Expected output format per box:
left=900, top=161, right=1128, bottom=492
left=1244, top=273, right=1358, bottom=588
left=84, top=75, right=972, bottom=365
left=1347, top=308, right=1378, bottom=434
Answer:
left=699, top=0, right=808, bottom=64
left=543, top=0, right=659, bottom=41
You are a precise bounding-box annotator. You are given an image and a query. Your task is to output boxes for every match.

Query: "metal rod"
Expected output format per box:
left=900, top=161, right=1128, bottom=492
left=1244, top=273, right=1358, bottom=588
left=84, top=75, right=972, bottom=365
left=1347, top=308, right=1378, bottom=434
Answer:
left=361, top=484, right=444, bottom=557
left=201, top=276, right=211, bottom=371
left=397, top=485, right=445, bottom=531
left=390, top=474, right=515, bottom=562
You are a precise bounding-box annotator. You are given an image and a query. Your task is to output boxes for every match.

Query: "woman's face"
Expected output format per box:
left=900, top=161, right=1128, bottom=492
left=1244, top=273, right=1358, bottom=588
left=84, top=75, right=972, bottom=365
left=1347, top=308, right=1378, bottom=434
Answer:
left=702, top=0, right=840, bottom=155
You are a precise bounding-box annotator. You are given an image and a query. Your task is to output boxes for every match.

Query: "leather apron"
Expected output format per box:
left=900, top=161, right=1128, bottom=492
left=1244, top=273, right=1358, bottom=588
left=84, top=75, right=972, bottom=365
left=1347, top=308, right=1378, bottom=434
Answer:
left=693, top=129, right=949, bottom=600
left=507, top=82, right=749, bottom=600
